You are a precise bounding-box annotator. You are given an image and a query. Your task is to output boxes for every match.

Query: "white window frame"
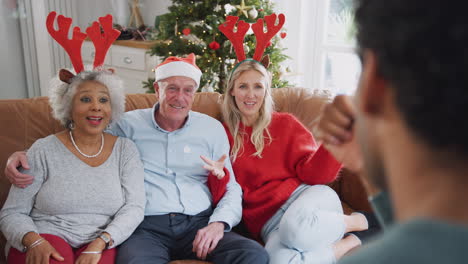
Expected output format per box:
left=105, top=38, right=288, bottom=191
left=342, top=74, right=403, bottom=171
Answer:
left=275, top=0, right=358, bottom=94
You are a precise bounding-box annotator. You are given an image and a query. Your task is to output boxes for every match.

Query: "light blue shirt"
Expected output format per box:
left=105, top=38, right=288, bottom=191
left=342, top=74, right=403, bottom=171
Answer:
left=108, top=103, right=242, bottom=230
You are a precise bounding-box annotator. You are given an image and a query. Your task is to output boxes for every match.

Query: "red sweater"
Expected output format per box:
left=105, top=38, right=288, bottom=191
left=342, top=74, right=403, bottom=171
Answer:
left=209, top=112, right=342, bottom=238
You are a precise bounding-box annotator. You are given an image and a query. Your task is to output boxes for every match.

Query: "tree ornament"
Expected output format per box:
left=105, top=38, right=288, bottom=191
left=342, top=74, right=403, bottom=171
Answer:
left=183, top=33, right=204, bottom=45
left=224, top=4, right=236, bottom=14
left=183, top=28, right=191, bottom=36
left=248, top=7, right=258, bottom=19
left=244, top=44, right=250, bottom=54
left=279, top=65, right=287, bottom=74
left=235, top=0, right=253, bottom=18
left=280, top=32, right=287, bottom=39
left=209, top=41, right=221, bottom=50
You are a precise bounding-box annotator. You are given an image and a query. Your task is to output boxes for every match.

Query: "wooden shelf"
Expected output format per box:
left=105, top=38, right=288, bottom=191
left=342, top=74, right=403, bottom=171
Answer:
left=85, top=39, right=161, bottom=50
left=113, top=39, right=161, bottom=49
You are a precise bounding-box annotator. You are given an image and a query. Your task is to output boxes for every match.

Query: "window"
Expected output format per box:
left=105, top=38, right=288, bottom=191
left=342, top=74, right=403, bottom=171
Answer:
left=275, top=0, right=361, bottom=95
left=323, top=0, right=360, bottom=95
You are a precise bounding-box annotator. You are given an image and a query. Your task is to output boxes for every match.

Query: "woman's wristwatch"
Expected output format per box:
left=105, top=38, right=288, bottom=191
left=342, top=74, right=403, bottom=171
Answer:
left=99, top=233, right=112, bottom=248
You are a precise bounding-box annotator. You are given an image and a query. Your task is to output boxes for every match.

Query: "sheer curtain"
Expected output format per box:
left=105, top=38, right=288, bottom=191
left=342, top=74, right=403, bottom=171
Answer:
left=274, top=0, right=360, bottom=95
left=274, top=0, right=326, bottom=90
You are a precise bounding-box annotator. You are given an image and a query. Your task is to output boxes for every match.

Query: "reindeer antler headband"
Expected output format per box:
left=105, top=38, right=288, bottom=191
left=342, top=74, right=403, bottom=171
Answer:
left=219, top=13, right=285, bottom=68
left=46, top=11, right=120, bottom=82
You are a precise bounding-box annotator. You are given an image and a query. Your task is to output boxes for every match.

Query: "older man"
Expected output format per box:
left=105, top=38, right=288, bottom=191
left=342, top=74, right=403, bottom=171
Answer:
left=5, top=54, right=268, bottom=264
left=314, top=0, right=468, bottom=263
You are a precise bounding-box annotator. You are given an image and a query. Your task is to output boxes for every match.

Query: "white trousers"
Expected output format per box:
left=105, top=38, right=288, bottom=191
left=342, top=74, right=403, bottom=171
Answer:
left=263, top=185, right=345, bottom=264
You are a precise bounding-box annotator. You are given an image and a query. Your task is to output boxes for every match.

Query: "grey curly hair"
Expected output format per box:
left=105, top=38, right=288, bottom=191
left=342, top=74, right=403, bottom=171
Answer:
left=48, top=69, right=125, bottom=128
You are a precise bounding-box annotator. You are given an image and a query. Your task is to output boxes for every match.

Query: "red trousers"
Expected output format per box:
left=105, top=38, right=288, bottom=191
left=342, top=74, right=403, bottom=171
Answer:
left=7, top=234, right=116, bottom=264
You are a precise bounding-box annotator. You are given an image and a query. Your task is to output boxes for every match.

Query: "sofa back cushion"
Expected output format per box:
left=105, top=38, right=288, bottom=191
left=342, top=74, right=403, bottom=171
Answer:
left=1, top=88, right=372, bottom=262
left=0, top=87, right=331, bottom=205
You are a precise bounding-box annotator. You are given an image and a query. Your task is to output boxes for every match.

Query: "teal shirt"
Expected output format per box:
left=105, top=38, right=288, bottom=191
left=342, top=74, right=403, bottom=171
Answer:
left=339, top=219, right=468, bottom=263
left=369, top=191, right=394, bottom=229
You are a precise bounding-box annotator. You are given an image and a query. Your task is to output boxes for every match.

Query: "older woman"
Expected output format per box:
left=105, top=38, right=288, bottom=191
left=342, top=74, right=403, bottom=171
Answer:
left=0, top=69, right=145, bottom=264
left=214, top=60, right=372, bottom=264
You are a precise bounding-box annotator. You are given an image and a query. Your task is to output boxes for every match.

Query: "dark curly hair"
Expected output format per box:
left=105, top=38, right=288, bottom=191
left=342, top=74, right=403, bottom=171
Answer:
left=355, top=0, right=468, bottom=158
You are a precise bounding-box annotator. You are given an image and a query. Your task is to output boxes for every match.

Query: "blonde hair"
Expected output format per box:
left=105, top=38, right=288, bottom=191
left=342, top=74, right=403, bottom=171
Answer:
left=222, top=60, right=275, bottom=161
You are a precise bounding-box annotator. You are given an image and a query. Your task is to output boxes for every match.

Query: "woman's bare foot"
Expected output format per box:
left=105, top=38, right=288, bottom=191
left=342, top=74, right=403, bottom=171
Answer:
left=333, top=234, right=361, bottom=260
left=343, top=212, right=368, bottom=233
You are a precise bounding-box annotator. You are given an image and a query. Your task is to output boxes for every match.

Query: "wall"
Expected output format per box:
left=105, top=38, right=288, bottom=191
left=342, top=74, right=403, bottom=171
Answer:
left=76, top=0, right=171, bottom=29
left=0, top=0, right=27, bottom=99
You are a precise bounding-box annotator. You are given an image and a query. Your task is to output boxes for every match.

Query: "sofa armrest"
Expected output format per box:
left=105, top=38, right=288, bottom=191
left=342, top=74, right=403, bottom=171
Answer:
left=337, top=169, right=372, bottom=212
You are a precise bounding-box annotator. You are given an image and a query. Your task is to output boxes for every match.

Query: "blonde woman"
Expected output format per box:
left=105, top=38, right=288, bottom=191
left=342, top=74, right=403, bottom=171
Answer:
left=216, top=60, right=373, bottom=264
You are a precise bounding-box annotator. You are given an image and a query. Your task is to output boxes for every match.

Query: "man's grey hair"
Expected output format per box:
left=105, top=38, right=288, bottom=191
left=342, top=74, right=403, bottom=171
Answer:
left=48, top=69, right=125, bottom=128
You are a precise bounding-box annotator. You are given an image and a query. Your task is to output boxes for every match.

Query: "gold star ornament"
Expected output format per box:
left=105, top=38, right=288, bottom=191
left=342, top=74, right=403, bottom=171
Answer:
left=235, top=0, right=253, bottom=18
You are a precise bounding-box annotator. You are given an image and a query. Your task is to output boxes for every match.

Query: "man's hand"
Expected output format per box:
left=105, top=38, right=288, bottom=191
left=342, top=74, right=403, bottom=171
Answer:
left=200, top=154, right=227, bottom=180
left=314, top=95, right=355, bottom=145
left=26, top=240, right=64, bottom=264
left=192, top=222, right=225, bottom=260
left=5, top=151, right=33, bottom=188
left=313, top=95, right=363, bottom=174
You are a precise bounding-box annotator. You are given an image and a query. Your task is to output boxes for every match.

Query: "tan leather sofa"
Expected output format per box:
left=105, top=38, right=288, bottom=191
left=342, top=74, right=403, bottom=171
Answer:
left=0, top=87, right=371, bottom=264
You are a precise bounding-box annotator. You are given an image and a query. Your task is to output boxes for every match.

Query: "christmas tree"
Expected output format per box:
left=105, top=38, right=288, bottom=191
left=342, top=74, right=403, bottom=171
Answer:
left=144, top=0, right=291, bottom=93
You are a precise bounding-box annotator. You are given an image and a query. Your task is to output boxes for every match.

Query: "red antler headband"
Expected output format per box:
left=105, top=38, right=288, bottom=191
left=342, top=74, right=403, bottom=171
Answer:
left=46, top=12, right=87, bottom=73
left=251, top=13, right=285, bottom=61
left=218, top=16, right=250, bottom=61
left=219, top=13, right=285, bottom=63
left=86, top=14, right=121, bottom=69
left=46, top=11, right=120, bottom=74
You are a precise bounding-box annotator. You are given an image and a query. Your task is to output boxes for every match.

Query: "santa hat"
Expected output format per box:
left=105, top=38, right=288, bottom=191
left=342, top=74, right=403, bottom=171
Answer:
left=154, top=53, right=202, bottom=87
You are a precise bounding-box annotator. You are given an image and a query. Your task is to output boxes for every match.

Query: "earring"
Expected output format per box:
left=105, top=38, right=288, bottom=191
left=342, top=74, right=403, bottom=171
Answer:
left=68, top=120, right=75, bottom=130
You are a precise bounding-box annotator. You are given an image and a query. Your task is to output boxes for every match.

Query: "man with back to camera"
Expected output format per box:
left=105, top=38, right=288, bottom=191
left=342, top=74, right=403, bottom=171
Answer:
left=313, top=0, right=468, bottom=263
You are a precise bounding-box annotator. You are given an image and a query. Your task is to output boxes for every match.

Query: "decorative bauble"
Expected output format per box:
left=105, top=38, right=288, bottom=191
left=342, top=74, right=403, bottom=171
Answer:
left=248, top=8, right=258, bottom=19
left=201, top=83, right=214, bottom=92
left=209, top=41, right=220, bottom=50
left=244, top=44, right=250, bottom=54
left=224, top=4, right=236, bottom=14
left=279, top=65, right=287, bottom=74
left=182, top=28, right=191, bottom=36
left=280, top=32, right=287, bottom=39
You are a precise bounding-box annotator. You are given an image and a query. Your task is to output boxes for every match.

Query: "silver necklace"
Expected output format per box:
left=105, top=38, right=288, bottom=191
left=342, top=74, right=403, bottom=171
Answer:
left=69, top=130, right=104, bottom=158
